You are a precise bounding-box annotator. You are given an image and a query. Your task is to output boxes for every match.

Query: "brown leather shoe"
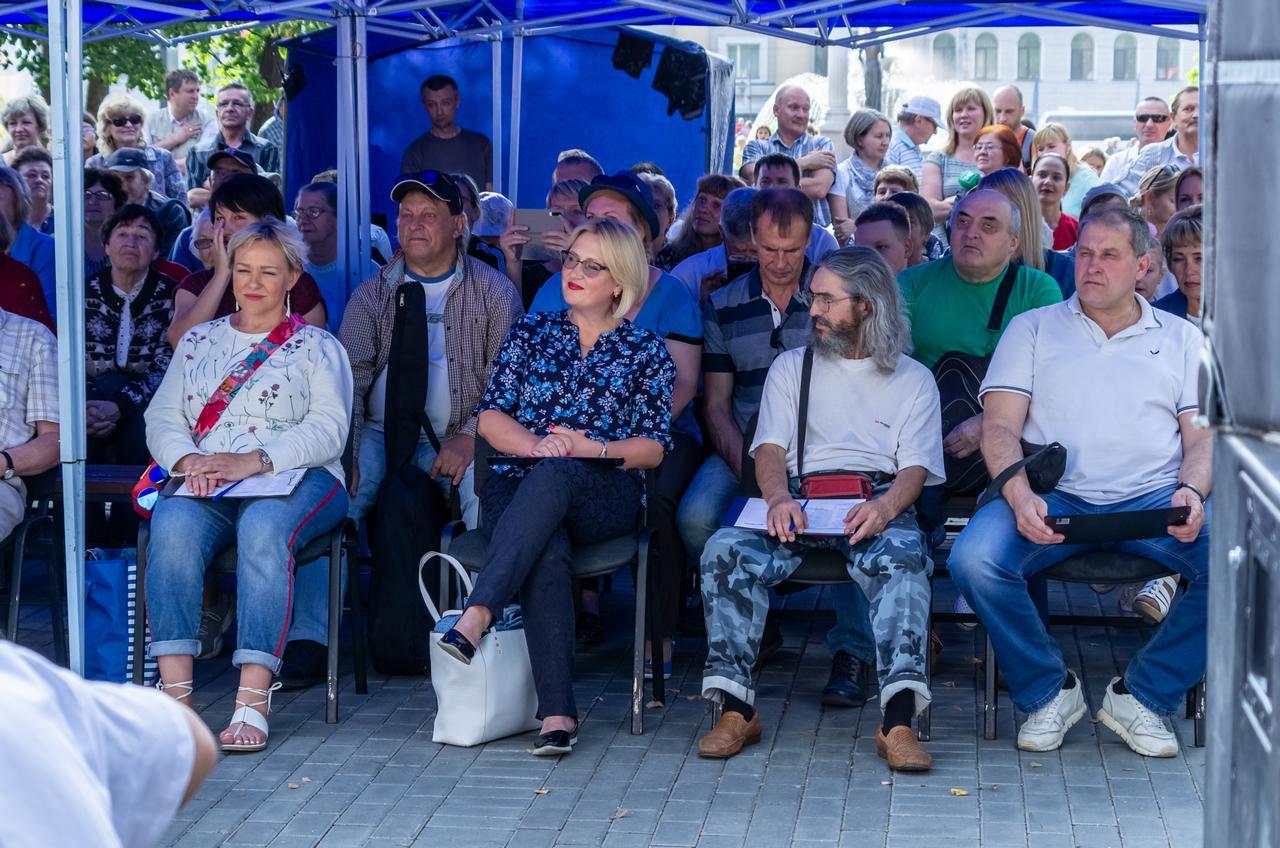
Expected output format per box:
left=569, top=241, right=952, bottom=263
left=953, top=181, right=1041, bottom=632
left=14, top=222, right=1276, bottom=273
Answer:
left=876, top=725, right=933, bottom=772
left=697, top=710, right=762, bottom=759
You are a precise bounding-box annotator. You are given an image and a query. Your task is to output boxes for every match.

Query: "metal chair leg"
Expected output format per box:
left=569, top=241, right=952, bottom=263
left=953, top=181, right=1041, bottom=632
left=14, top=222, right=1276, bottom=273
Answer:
left=984, top=631, right=998, bottom=741
left=6, top=526, right=25, bottom=641
left=44, top=518, right=68, bottom=668
left=346, top=526, right=367, bottom=695
left=325, top=528, right=342, bottom=724
left=132, top=523, right=150, bottom=685
left=630, top=529, right=652, bottom=735
left=918, top=609, right=933, bottom=742
left=646, top=530, right=665, bottom=708
left=1193, top=677, right=1206, bottom=747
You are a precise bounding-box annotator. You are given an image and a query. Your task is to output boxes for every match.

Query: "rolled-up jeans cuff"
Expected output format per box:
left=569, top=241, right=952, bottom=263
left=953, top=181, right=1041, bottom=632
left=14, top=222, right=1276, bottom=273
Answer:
left=148, top=638, right=201, bottom=659
left=233, top=647, right=284, bottom=675
left=702, top=674, right=754, bottom=707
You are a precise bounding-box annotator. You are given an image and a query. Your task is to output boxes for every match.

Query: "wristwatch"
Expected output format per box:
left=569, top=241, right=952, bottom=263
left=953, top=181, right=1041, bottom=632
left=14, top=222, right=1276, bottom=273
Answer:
left=257, top=449, right=274, bottom=474
left=0, top=450, right=13, bottom=480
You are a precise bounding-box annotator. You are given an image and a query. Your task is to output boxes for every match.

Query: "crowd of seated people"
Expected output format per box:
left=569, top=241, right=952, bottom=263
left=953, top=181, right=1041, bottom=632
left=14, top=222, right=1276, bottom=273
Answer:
left=0, top=73, right=1211, bottom=772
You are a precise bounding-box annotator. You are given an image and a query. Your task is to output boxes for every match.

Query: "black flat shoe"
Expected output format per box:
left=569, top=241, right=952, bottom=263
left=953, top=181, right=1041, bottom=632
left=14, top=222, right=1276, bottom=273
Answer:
left=438, top=628, right=478, bottom=665
left=822, top=650, right=869, bottom=708
left=531, top=729, right=578, bottom=756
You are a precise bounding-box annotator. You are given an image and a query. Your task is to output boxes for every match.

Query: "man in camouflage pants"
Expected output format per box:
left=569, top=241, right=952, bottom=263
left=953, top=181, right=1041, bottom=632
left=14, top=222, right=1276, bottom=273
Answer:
left=696, top=246, right=943, bottom=772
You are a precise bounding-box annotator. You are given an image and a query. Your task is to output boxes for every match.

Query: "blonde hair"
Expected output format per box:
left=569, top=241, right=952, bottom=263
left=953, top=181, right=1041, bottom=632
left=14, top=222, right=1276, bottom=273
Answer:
left=1031, top=123, right=1081, bottom=172
left=226, top=216, right=310, bottom=275
left=2, top=95, right=51, bottom=147
left=944, top=87, right=994, bottom=155
left=976, top=168, right=1045, bottom=271
left=96, top=94, right=149, bottom=155
left=567, top=218, right=649, bottom=319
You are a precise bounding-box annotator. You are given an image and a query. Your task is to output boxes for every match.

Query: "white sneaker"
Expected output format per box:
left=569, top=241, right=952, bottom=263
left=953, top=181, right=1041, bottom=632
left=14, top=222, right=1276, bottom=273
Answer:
left=1096, top=677, right=1178, bottom=757
left=1131, top=576, right=1178, bottom=625
left=1017, top=672, right=1086, bottom=752
left=953, top=593, right=977, bottom=631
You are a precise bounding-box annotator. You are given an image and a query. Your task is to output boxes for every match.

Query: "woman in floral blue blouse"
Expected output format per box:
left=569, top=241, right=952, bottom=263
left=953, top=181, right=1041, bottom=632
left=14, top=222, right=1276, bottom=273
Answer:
left=439, top=218, right=676, bottom=756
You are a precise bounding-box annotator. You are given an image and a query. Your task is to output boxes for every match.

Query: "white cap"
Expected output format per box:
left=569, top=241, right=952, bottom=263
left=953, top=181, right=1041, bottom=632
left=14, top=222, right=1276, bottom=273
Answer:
left=899, top=95, right=943, bottom=127
left=475, top=192, right=514, bottom=237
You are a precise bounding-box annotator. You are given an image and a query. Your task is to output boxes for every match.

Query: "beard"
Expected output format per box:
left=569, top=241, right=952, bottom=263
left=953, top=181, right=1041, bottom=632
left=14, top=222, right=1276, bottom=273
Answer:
left=811, top=314, right=863, bottom=359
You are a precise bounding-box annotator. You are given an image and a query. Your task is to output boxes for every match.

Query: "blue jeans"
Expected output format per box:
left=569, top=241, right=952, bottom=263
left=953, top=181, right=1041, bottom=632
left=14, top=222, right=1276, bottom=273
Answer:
left=147, top=468, right=349, bottom=673
left=675, top=453, right=875, bottom=664
left=288, top=426, right=477, bottom=644
left=948, top=483, right=1209, bottom=716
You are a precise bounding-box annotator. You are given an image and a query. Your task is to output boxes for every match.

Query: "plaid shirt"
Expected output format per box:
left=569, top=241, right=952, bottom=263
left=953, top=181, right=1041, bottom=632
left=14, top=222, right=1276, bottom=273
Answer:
left=338, top=252, right=523, bottom=457
left=0, top=308, right=59, bottom=454
left=702, top=262, right=816, bottom=433
left=743, top=132, right=834, bottom=228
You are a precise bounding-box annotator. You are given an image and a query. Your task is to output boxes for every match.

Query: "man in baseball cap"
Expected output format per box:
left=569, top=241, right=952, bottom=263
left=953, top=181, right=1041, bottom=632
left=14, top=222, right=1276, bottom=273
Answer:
left=104, top=148, right=190, bottom=256
left=887, top=95, right=942, bottom=182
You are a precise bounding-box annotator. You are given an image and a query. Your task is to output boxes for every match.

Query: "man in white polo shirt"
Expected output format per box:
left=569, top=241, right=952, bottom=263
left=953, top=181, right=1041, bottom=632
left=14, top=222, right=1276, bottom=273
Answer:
left=948, top=206, right=1211, bottom=759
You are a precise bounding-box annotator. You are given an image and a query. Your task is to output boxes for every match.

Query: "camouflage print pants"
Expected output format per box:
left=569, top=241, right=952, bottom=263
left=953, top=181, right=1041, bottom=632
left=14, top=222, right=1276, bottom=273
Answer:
left=700, top=511, right=934, bottom=715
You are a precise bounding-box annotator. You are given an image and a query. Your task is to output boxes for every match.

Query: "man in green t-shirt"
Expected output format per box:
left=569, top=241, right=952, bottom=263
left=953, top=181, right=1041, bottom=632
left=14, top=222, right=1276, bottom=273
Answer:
left=898, top=190, right=1062, bottom=458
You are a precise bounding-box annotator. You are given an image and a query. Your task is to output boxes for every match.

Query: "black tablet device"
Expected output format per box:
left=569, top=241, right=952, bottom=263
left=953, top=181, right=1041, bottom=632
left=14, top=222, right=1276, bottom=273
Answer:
left=1043, top=506, right=1191, bottom=544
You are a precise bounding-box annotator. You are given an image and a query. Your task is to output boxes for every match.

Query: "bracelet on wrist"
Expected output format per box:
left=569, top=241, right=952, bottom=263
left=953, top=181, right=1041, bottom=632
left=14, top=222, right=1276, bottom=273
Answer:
left=1175, top=481, right=1206, bottom=504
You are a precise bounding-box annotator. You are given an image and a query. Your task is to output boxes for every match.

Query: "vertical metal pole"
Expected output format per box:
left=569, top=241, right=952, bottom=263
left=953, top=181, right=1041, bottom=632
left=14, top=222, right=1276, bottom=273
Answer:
left=490, top=38, right=504, bottom=194
left=508, top=0, right=525, bottom=206
left=47, top=0, right=86, bottom=674
left=337, top=9, right=371, bottom=305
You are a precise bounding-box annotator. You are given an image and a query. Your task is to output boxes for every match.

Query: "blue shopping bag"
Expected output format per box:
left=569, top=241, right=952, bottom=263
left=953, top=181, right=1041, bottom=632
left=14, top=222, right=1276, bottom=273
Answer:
left=84, top=548, right=156, bottom=685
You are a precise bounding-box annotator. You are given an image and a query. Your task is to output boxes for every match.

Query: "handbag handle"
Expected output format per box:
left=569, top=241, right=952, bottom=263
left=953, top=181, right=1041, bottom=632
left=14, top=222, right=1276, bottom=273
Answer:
left=418, top=551, right=475, bottom=624
left=978, top=441, right=1064, bottom=507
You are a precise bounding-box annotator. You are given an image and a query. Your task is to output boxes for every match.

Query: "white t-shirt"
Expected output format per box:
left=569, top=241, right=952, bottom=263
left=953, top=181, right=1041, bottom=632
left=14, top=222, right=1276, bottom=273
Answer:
left=670, top=228, right=840, bottom=302
left=979, top=294, right=1202, bottom=504
left=0, top=642, right=195, bottom=848
left=751, top=348, right=946, bottom=485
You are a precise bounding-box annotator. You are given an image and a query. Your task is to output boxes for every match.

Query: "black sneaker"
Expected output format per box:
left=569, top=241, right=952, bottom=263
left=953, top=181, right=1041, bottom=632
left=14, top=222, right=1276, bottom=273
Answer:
left=822, top=651, right=868, bottom=708
left=278, top=639, right=327, bottom=691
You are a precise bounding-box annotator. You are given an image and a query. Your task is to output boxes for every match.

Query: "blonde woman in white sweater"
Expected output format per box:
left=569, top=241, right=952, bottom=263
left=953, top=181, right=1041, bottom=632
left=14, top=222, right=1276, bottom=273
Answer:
left=144, top=217, right=352, bottom=753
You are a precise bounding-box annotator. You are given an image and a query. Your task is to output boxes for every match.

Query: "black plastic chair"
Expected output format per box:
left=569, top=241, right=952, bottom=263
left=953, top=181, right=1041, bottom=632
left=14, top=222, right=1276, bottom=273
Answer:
left=1, top=469, right=67, bottom=665
left=133, top=518, right=367, bottom=724
left=979, top=550, right=1206, bottom=746
left=437, top=437, right=662, bottom=735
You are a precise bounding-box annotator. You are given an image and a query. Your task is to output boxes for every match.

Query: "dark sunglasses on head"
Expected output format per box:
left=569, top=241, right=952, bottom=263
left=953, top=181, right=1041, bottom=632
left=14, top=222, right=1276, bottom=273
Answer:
left=1135, top=114, right=1171, bottom=124
left=110, top=115, right=144, bottom=127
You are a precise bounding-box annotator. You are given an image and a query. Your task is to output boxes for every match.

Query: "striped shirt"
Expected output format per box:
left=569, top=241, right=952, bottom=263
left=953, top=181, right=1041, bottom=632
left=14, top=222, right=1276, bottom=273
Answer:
left=743, top=132, right=834, bottom=228
left=885, top=127, right=924, bottom=181
left=0, top=308, right=59, bottom=455
left=702, top=262, right=816, bottom=433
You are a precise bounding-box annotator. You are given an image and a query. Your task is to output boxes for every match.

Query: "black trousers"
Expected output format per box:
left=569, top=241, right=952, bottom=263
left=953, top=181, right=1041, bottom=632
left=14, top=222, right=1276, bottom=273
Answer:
left=644, top=433, right=701, bottom=639
left=86, top=401, right=150, bottom=547
left=468, top=460, right=641, bottom=719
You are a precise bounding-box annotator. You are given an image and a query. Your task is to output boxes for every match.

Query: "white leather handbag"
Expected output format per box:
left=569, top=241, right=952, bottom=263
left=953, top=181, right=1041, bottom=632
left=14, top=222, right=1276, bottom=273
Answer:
left=418, top=552, right=541, bottom=747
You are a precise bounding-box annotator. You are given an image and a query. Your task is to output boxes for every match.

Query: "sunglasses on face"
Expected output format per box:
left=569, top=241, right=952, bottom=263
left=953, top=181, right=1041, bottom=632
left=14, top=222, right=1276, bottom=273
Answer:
left=1135, top=114, right=1171, bottom=124
left=110, top=115, right=143, bottom=127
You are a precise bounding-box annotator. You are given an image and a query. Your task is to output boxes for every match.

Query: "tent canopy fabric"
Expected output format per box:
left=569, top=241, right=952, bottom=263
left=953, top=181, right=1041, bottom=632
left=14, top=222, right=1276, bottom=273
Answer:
left=0, top=1, right=1206, bottom=48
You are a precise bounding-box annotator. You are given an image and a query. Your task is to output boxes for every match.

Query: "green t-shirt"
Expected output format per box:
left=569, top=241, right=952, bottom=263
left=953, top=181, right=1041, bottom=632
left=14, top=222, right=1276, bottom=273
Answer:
left=898, top=257, right=1063, bottom=369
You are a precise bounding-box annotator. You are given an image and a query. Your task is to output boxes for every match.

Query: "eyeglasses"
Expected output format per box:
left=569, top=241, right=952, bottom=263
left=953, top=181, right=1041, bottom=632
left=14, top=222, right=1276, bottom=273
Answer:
left=561, top=251, right=609, bottom=277
left=84, top=189, right=114, bottom=201
left=799, top=292, right=858, bottom=312
left=110, top=115, right=143, bottom=128
left=1135, top=114, right=1171, bottom=124
left=292, top=207, right=330, bottom=220
left=193, top=238, right=214, bottom=250
left=217, top=100, right=251, bottom=110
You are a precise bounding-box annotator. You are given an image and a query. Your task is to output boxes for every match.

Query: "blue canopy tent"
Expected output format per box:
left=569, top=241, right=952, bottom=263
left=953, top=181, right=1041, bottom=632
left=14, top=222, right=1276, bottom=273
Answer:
left=0, top=0, right=1207, bottom=673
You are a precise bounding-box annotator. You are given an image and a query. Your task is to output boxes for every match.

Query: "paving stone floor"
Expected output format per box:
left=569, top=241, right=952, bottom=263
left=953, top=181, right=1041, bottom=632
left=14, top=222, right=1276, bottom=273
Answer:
left=10, top=563, right=1205, bottom=847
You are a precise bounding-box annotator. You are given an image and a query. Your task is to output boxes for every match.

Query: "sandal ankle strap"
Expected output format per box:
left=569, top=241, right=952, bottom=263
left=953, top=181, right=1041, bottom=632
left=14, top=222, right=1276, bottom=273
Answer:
left=234, top=681, right=283, bottom=714
left=156, top=679, right=194, bottom=702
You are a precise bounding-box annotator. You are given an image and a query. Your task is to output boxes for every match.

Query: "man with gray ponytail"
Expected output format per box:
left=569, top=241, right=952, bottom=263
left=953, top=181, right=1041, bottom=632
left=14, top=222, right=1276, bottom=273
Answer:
left=696, top=246, right=944, bottom=771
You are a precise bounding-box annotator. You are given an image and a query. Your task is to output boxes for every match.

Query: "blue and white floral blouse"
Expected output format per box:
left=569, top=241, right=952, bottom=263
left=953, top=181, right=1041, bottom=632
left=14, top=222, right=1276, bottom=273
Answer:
left=476, top=310, right=676, bottom=472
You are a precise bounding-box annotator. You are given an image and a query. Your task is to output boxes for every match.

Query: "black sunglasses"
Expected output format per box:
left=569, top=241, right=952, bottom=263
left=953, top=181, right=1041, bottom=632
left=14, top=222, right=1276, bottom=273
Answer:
left=1135, top=114, right=1171, bottom=124
left=110, top=115, right=144, bottom=128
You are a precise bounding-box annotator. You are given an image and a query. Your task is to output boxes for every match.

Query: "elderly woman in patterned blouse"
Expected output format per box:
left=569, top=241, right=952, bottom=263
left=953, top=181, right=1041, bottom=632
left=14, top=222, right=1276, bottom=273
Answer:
left=438, top=217, right=676, bottom=756
left=145, top=217, right=352, bottom=754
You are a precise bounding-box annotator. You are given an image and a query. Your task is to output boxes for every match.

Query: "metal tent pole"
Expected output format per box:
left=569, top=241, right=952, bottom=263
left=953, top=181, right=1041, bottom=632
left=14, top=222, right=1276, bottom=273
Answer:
left=47, top=0, right=86, bottom=673
left=337, top=9, right=372, bottom=304
left=507, top=0, right=524, bottom=206
left=491, top=37, right=503, bottom=193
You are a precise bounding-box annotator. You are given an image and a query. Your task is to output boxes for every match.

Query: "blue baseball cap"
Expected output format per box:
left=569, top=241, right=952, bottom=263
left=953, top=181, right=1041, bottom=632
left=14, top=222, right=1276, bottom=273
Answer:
left=578, top=171, right=661, bottom=241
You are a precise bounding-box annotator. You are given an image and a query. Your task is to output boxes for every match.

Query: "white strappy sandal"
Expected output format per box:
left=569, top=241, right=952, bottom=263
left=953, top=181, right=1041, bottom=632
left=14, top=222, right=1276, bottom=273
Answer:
left=156, top=679, right=194, bottom=703
left=221, top=681, right=283, bottom=753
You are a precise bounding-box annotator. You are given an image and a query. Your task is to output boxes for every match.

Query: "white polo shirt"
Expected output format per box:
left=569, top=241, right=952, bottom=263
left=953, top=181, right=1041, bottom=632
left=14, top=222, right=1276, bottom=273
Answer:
left=979, top=294, right=1202, bottom=504
left=752, top=348, right=946, bottom=485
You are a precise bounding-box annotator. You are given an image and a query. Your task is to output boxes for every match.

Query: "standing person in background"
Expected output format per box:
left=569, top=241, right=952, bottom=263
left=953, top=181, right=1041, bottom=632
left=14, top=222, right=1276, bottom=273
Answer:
left=1032, top=154, right=1078, bottom=250
left=1079, top=148, right=1106, bottom=178
left=1101, top=97, right=1173, bottom=185
left=973, top=125, right=1023, bottom=177
left=991, top=85, right=1035, bottom=170
left=146, top=69, right=218, bottom=176
left=400, top=75, right=493, bottom=191
left=1119, top=87, right=1199, bottom=195
left=829, top=108, right=891, bottom=245
left=81, top=112, right=98, bottom=163
left=186, top=83, right=280, bottom=190
left=257, top=97, right=286, bottom=164
left=1134, top=165, right=1179, bottom=239
left=741, top=85, right=836, bottom=230
left=1154, top=205, right=1203, bottom=327
left=922, top=88, right=993, bottom=225
left=2, top=96, right=50, bottom=167
left=1032, top=124, right=1100, bottom=218
left=13, top=148, right=54, bottom=234
left=1174, top=167, right=1203, bottom=211
left=0, top=167, right=55, bottom=316
left=886, top=96, right=941, bottom=182
left=88, top=95, right=187, bottom=204
left=294, top=181, right=375, bottom=334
